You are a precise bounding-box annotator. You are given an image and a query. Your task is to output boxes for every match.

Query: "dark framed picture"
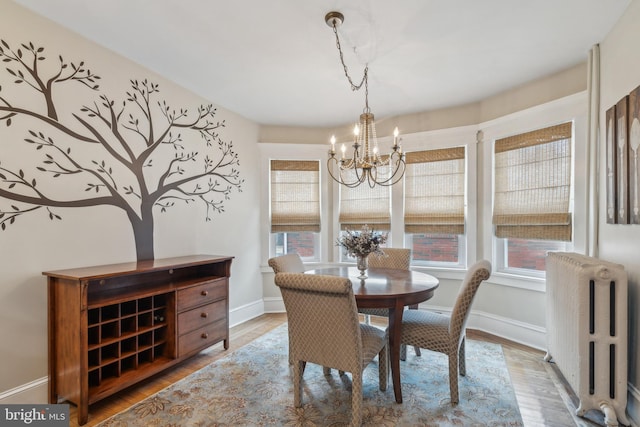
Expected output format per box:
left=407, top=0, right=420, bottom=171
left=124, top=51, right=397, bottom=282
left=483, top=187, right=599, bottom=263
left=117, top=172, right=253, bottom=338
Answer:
left=629, top=85, right=640, bottom=224
left=616, top=96, right=629, bottom=224
left=606, top=105, right=617, bottom=224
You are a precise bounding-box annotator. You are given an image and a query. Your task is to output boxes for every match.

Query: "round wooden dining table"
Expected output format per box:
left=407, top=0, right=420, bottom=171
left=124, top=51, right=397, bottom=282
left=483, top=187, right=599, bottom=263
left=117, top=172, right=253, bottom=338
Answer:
left=305, top=266, right=439, bottom=404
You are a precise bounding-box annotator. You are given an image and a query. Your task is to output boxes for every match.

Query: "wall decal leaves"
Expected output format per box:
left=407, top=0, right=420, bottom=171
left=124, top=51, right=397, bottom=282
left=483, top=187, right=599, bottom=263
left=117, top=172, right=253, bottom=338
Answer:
left=0, top=40, right=244, bottom=260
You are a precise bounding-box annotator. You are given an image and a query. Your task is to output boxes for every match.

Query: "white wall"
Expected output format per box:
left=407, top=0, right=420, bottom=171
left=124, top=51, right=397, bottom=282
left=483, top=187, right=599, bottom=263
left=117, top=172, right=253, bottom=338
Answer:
left=0, top=1, right=262, bottom=401
left=599, top=0, right=640, bottom=423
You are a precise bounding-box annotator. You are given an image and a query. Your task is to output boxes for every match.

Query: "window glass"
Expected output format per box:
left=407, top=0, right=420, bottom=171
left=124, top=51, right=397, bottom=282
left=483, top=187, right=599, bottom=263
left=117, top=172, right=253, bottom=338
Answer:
left=407, top=233, right=466, bottom=267
left=274, top=232, right=318, bottom=260
left=501, top=238, right=568, bottom=272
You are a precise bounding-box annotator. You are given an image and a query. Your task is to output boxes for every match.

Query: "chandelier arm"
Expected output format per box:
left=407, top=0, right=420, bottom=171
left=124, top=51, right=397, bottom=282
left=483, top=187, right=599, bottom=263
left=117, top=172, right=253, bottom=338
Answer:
left=376, top=159, right=407, bottom=186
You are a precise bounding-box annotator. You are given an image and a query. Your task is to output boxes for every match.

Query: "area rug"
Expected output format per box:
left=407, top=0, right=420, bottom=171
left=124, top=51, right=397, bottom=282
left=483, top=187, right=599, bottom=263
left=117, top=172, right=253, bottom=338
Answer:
left=97, top=324, right=523, bottom=426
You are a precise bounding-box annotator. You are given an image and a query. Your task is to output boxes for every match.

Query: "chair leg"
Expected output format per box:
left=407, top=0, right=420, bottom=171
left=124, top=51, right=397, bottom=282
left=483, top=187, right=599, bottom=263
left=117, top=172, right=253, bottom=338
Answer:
left=448, top=352, right=459, bottom=404
left=400, top=343, right=407, bottom=361
left=459, top=337, right=466, bottom=377
left=408, top=304, right=421, bottom=357
left=351, top=371, right=363, bottom=427
left=293, top=360, right=304, bottom=407
left=378, top=345, right=388, bottom=391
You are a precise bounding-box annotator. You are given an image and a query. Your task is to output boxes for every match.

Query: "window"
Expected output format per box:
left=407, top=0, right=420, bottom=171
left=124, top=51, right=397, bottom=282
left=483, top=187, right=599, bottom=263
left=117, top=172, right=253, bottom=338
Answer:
left=404, top=147, right=466, bottom=267
left=270, top=160, right=320, bottom=260
left=493, top=122, right=572, bottom=273
left=338, top=168, right=390, bottom=261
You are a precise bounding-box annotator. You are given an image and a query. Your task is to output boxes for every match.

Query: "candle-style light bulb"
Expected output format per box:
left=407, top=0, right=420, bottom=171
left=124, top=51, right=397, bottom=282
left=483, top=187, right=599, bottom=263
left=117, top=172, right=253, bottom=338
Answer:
left=330, top=135, right=336, bottom=153
left=341, top=143, right=346, bottom=159
left=393, top=127, right=399, bottom=147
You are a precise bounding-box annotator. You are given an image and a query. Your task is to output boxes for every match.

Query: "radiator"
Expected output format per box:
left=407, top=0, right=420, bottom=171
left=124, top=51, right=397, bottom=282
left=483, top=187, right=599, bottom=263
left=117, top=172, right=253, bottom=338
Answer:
left=545, top=252, right=629, bottom=426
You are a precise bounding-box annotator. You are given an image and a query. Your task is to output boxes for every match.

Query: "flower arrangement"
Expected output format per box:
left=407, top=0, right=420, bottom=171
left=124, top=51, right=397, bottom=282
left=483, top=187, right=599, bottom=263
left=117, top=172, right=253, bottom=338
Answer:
left=336, top=225, right=388, bottom=258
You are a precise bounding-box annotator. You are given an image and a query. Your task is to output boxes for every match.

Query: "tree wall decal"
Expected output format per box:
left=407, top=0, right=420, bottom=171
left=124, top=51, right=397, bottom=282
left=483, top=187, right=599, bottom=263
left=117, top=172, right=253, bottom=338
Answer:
left=0, top=40, right=244, bottom=260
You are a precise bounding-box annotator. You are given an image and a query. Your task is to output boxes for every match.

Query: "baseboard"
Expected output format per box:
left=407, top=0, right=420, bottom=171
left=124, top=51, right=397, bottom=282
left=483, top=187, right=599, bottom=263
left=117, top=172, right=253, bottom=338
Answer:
left=263, top=296, right=285, bottom=313
left=229, top=299, right=265, bottom=328
left=0, top=377, right=48, bottom=404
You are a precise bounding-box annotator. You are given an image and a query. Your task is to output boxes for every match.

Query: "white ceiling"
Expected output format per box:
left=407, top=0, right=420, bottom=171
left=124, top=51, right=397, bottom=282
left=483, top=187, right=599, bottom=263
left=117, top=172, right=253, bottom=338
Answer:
left=12, top=0, right=631, bottom=127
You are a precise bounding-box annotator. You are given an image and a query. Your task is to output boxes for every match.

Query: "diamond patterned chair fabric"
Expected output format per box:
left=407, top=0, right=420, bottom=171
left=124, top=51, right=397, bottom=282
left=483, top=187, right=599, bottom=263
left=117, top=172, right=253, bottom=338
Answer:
left=360, top=248, right=412, bottom=319
left=368, top=247, right=412, bottom=270
left=400, top=259, right=491, bottom=404
left=358, top=248, right=421, bottom=357
left=268, top=253, right=306, bottom=273
left=268, top=253, right=306, bottom=365
left=275, top=272, right=388, bottom=427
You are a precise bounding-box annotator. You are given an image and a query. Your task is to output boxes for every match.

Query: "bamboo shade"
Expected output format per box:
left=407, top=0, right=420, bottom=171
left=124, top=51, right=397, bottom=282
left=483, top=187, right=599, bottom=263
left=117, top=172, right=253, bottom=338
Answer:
left=338, top=167, right=391, bottom=230
left=270, top=160, right=320, bottom=232
left=493, top=122, right=572, bottom=241
left=404, top=147, right=466, bottom=234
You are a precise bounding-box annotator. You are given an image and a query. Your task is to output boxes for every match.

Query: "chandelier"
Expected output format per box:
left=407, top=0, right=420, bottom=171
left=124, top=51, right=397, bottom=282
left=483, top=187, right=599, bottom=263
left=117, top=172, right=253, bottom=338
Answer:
left=325, top=11, right=406, bottom=188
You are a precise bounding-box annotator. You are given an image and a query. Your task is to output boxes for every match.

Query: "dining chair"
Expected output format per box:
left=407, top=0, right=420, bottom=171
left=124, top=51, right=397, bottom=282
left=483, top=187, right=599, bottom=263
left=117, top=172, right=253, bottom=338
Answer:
left=267, top=253, right=305, bottom=273
left=368, top=247, right=411, bottom=270
left=399, top=259, right=491, bottom=404
left=360, top=248, right=421, bottom=357
left=274, top=272, right=388, bottom=427
left=362, top=248, right=411, bottom=321
left=268, top=253, right=306, bottom=365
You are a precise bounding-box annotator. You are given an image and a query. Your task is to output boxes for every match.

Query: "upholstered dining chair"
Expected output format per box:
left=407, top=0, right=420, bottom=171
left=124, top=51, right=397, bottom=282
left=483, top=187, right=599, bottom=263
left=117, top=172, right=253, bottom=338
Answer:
left=360, top=248, right=421, bottom=356
left=399, top=259, right=491, bottom=404
left=368, top=247, right=412, bottom=270
left=275, top=272, right=388, bottom=427
left=267, top=253, right=305, bottom=274
left=268, top=253, right=306, bottom=365
left=361, top=248, right=411, bottom=321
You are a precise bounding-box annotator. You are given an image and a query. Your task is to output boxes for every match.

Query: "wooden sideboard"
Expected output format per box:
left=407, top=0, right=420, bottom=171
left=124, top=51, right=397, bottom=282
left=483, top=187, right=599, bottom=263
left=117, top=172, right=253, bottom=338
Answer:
left=43, top=254, right=233, bottom=425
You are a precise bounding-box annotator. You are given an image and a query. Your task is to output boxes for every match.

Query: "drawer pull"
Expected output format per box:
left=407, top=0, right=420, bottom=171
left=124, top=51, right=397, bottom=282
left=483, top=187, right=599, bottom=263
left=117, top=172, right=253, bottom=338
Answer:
left=201, top=312, right=208, bottom=318
left=201, top=290, right=209, bottom=296
left=201, top=333, right=209, bottom=339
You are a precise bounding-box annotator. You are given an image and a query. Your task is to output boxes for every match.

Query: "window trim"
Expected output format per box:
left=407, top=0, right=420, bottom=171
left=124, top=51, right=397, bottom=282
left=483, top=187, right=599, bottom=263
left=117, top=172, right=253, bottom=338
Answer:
left=260, top=143, right=331, bottom=264
left=481, top=92, right=587, bottom=284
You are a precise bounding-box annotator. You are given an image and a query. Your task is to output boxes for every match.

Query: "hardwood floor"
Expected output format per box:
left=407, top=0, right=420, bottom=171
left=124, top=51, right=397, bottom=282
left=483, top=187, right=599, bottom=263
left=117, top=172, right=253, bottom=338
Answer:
left=68, top=313, right=605, bottom=427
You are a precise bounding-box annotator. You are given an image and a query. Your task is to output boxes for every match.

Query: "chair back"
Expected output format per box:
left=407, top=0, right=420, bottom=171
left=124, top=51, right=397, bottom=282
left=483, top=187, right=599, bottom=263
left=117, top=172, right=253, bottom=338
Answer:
left=268, top=253, right=305, bottom=273
left=275, top=272, right=362, bottom=373
left=449, top=260, right=491, bottom=344
left=368, top=248, right=411, bottom=270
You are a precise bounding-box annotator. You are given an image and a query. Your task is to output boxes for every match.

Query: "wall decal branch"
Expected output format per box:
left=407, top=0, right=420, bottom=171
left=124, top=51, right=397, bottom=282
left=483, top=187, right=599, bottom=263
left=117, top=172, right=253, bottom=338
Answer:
left=0, top=40, right=244, bottom=260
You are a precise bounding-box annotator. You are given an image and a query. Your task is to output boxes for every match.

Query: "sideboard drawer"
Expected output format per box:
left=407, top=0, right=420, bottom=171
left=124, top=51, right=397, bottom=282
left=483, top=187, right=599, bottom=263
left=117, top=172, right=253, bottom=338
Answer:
left=178, top=299, right=226, bottom=335
left=177, top=278, right=227, bottom=311
left=178, top=319, right=226, bottom=356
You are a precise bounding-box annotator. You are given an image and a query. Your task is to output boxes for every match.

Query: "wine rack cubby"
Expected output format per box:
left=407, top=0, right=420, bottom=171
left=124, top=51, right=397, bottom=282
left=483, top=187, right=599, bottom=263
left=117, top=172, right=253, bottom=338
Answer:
left=87, top=294, right=169, bottom=389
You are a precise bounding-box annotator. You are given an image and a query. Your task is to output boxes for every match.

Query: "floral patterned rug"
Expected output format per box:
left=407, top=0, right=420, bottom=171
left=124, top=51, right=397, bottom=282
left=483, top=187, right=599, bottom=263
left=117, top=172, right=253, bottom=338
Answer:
left=98, top=324, right=523, bottom=426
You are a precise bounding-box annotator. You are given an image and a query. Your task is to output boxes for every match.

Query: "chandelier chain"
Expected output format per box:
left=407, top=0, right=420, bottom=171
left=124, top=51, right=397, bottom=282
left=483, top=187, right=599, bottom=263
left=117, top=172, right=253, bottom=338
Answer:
left=325, top=11, right=404, bottom=188
left=331, top=21, right=369, bottom=110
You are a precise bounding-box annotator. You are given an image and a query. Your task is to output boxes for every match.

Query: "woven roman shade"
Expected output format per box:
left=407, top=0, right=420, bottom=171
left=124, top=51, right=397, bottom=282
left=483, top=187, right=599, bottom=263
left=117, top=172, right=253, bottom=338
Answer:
left=270, top=160, right=320, bottom=233
left=404, top=147, right=465, bottom=234
left=338, top=167, right=391, bottom=231
left=493, top=122, right=572, bottom=241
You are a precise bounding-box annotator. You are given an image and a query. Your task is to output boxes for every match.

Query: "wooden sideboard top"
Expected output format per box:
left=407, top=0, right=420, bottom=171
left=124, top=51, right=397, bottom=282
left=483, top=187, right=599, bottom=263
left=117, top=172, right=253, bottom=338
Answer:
left=42, top=254, right=234, bottom=281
